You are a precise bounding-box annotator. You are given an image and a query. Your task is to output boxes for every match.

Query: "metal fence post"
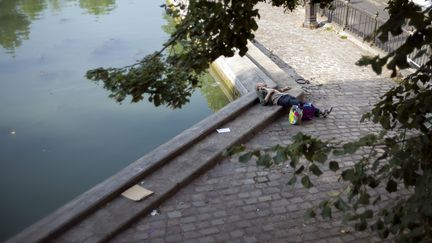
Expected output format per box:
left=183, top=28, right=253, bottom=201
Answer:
left=303, top=0, right=319, bottom=29
left=372, top=11, right=379, bottom=46
left=343, top=0, right=351, bottom=30
left=373, top=11, right=379, bottom=33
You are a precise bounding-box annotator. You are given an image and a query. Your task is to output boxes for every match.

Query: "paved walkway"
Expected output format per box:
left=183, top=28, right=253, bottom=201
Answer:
left=111, top=4, right=395, bottom=242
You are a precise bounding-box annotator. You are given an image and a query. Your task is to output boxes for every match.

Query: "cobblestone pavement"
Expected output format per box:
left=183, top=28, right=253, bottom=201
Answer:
left=111, top=4, right=397, bottom=243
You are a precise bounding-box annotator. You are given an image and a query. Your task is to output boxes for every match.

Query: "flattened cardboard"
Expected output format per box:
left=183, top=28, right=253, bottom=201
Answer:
left=121, top=185, right=154, bottom=201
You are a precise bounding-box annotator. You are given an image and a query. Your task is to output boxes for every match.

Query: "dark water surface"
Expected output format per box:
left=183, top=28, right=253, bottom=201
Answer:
left=0, top=0, right=229, bottom=240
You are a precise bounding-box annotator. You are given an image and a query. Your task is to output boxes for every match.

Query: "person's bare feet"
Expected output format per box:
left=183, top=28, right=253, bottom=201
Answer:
left=280, top=86, right=291, bottom=92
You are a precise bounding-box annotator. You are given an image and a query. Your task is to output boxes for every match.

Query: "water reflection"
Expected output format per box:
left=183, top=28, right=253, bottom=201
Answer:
left=199, top=72, right=235, bottom=112
left=0, top=1, right=31, bottom=53
left=0, top=0, right=117, bottom=54
left=0, top=1, right=233, bottom=240
left=160, top=14, right=235, bottom=111
left=19, top=0, right=47, bottom=20
left=79, top=0, right=116, bottom=15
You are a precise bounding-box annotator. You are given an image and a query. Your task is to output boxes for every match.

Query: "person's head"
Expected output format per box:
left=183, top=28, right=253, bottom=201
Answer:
left=255, top=82, right=267, bottom=91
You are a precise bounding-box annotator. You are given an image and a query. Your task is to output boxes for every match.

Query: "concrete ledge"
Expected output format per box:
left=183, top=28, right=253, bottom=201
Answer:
left=55, top=100, right=285, bottom=243
left=213, top=54, right=277, bottom=95
left=213, top=57, right=249, bottom=95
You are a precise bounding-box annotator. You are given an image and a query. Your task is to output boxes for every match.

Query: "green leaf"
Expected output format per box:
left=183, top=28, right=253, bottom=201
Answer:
left=341, top=169, right=355, bottom=181
left=367, top=177, right=380, bottom=188
left=312, top=152, right=327, bottom=163
left=304, top=209, right=316, bottom=220
left=295, top=165, right=305, bottom=174
left=383, top=211, right=394, bottom=224
left=319, top=200, right=329, bottom=208
left=342, top=142, right=360, bottom=154
left=252, top=150, right=261, bottom=157
left=327, top=191, right=340, bottom=197
left=223, top=145, right=245, bottom=156
left=380, top=115, right=391, bottom=130
left=386, top=179, right=398, bottom=193
left=309, top=164, right=323, bottom=176
left=362, top=209, right=373, bottom=219
left=301, top=175, right=313, bottom=189
left=273, top=150, right=287, bottom=164
left=334, top=199, right=350, bottom=211
left=239, top=152, right=253, bottom=163
left=287, top=175, right=297, bottom=185
left=333, top=149, right=345, bottom=156
left=289, top=160, right=297, bottom=169
left=356, top=55, right=373, bottom=67
left=359, top=192, right=370, bottom=205
left=378, top=228, right=389, bottom=239
left=345, top=213, right=360, bottom=222
left=377, top=164, right=390, bottom=174
left=329, top=161, right=340, bottom=172
left=321, top=204, right=332, bottom=219
left=372, top=219, right=385, bottom=231
left=373, top=195, right=381, bottom=205
left=256, top=154, right=272, bottom=167
left=355, top=219, right=368, bottom=231
left=358, top=134, right=378, bottom=146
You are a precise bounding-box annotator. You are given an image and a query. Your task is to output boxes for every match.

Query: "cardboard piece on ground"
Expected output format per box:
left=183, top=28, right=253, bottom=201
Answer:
left=121, top=185, right=154, bottom=201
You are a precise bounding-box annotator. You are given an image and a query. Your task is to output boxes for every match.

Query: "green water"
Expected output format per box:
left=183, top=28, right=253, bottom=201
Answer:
left=0, top=0, right=230, bottom=240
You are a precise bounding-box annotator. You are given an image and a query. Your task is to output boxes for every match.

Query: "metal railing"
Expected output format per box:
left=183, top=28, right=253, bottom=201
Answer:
left=319, top=0, right=430, bottom=68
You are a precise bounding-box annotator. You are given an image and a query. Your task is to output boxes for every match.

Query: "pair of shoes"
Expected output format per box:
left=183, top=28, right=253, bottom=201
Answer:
left=320, top=107, right=333, bottom=118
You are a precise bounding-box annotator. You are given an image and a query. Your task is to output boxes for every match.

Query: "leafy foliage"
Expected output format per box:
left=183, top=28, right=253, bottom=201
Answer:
left=357, top=0, right=432, bottom=77
left=87, top=0, right=262, bottom=108
left=228, top=129, right=431, bottom=241
left=226, top=1, right=432, bottom=241
left=86, top=0, right=334, bottom=108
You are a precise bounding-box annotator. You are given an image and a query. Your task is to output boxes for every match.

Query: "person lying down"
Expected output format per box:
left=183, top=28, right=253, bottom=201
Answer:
left=255, top=82, right=332, bottom=118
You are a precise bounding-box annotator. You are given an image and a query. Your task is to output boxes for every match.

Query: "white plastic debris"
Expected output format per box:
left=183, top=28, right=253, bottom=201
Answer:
left=216, top=128, right=231, bottom=133
left=340, top=228, right=351, bottom=234
left=150, top=209, right=159, bottom=216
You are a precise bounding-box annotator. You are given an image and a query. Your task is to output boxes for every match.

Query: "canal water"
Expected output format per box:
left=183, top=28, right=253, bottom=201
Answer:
left=0, top=0, right=231, bottom=240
